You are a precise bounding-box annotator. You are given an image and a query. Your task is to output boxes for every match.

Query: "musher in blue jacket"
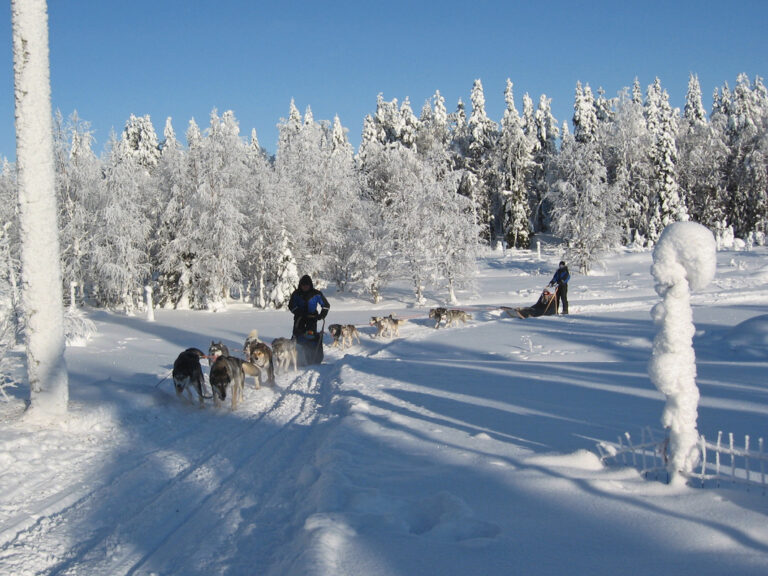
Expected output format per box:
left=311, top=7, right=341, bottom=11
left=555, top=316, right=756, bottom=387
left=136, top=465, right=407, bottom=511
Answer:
left=288, top=275, right=330, bottom=365
left=548, top=261, right=570, bottom=314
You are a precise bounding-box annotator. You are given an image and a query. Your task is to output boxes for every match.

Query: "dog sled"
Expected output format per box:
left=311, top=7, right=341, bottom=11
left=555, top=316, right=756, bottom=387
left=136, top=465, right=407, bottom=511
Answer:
left=502, top=287, right=558, bottom=319
left=295, top=317, right=325, bottom=366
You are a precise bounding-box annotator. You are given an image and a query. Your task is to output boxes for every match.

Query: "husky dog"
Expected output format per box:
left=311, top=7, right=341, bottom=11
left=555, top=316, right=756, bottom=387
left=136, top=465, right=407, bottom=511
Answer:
left=244, top=335, right=275, bottom=387
left=370, top=315, right=406, bottom=338
left=329, top=324, right=361, bottom=349
left=328, top=324, right=344, bottom=347
left=428, top=307, right=448, bottom=329
left=209, top=355, right=246, bottom=410
left=272, top=337, right=298, bottom=374
left=445, top=309, right=471, bottom=327
left=341, top=324, right=361, bottom=348
left=208, top=341, right=230, bottom=366
left=172, top=348, right=208, bottom=407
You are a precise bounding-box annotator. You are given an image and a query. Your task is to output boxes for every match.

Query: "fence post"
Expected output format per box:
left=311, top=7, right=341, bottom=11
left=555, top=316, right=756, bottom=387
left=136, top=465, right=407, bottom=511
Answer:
left=745, top=435, right=751, bottom=490
left=716, top=431, right=722, bottom=488
left=618, top=435, right=626, bottom=465
left=699, top=435, right=707, bottom=488
left=730, top=432, right=735, bottom=484
left=625, top=432, right=637, bottom=467
left=760, top=438, right=765, bottom=495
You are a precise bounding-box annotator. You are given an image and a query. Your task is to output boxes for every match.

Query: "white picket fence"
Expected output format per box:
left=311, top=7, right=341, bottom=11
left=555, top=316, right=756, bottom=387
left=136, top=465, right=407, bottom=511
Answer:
left=596, top=427, right=768, bottom=493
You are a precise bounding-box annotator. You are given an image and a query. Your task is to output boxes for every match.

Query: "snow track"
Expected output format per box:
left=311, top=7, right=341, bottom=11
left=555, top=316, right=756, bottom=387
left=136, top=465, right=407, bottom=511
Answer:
left=0, top=368, right=338, bottom=575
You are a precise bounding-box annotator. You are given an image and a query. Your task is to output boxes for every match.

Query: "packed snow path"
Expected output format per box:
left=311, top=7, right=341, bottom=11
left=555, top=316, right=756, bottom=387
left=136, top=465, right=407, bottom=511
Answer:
left=0, top=367, right=337, bottom=575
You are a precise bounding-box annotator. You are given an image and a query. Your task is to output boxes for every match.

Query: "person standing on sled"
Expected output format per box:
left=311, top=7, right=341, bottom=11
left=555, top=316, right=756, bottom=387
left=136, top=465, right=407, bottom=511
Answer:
left=548, top=261, right=570, bottom=314
left=288, top=275, right=330, bottom=366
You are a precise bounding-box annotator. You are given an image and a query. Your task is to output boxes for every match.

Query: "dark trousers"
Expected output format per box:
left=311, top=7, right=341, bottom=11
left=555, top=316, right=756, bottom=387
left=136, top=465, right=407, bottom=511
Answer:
left=557, top=282, right=568, bottom=314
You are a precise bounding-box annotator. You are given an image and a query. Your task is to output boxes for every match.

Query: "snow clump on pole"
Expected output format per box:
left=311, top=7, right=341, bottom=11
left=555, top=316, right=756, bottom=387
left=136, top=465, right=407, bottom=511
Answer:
left=649, top=221, right=716, bottom=484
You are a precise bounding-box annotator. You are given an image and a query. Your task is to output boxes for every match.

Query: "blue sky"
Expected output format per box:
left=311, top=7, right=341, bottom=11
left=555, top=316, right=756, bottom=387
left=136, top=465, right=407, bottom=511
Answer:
left=1, top=0, right=766, bottom=160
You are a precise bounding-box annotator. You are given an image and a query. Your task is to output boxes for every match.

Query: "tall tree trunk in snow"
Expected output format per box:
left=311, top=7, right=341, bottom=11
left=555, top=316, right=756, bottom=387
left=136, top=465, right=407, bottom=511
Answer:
left=12, top=0, right=69, bottom=416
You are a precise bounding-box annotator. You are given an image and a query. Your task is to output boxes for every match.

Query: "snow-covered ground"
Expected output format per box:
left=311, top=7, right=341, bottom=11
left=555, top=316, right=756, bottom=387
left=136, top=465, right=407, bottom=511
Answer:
left=1, top=244, right=768, bottom=575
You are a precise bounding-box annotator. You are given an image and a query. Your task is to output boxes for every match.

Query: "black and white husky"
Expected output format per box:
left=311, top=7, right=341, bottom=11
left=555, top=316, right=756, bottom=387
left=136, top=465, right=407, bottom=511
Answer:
left=208, top=341, right=230, bottom=366
left=172, top=348, right=208, bottom=407
left=428, top=307, right=448, bottom=329
left=329, top=324, right=361, bottom=349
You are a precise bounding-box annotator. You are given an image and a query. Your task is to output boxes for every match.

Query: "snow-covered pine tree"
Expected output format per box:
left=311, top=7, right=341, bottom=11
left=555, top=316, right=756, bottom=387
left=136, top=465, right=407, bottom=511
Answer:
left=678, top=74, right=729, bottom=230
left=602, top=87, right=653, bottom=245
left=466, top=79, right=500, bottom=244
left=496, top=79, right=533, bottom=248
left=122, top=113, right=161, bottom=171
left=0, top=161, right=21, bottom=345
left=548, top=126, right=620, bottom=274
left=325, top=116, right=367, bottom=292
left=646, top=79, right=688, bottom=241
left=723, top=74, right=768, bottom=238
left=241, top=127, right=281, bottom=308
left=12, top=0, right=68, bottom=415
left=90, top=133, right=152, bottom=312
left=186, top=110, right=248, bottom=310
left=399, top=97, right=419, bottom=149
left=267, top=229, right=299, bottom=309
left=154, top=117, right=194, bottom=308
left=54, top=111, right=100, bottom=304
left=530, top=94, right=559, bottom=232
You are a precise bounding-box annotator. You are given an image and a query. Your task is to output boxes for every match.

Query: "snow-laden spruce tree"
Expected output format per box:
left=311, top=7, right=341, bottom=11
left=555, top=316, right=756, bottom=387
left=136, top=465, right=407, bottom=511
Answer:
left=645, top=78, right=688, bottom=242
left=186, top=110, right=248, bottom=310
left=54, top=111, right=100, bottom=304
left=90, top=133, right=152, bottom=312
left=154, top=117, right=195, bottom=308
left=677, top=74, right=729, bottom=230
left=602, top=86, right=653, bottom=245
left=122, top=113, right=161, bottom=171
left=466, top=79, right=500, bottom=243
left=0, top=162, right=21, bottom=341
left=548, top=117, right=620, bottom=274
left=12, top=0, right=68, bottom=415
left=325, top=116, right=368, bottom=292
left=530, top=94, right=560, bottom=232
left=267, top=229, right=299, bottom=309
left=649, top=221, right=716, bottom=483
left=241, top=128, right=293, bottom=309
left=723, top=74, right=768, bottom=238
left=496, top=79, right=533, bottom=249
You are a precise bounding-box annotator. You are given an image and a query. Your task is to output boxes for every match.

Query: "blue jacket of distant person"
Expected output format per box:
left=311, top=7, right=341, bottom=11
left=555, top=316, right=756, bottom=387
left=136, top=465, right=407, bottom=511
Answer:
left=549, top=262, right=570, bottom=286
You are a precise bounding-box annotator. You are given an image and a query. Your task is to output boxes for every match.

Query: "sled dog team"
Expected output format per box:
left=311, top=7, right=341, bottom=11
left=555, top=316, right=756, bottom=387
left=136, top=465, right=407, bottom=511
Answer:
left=172, top=329, right=297, bottom=411
left=172, top=309, right=472, bottom=410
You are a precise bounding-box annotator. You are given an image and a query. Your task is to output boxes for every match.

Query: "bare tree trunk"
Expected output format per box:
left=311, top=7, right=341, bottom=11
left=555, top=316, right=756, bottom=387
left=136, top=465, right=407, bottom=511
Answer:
left=12, top=0, right=69, bottom=416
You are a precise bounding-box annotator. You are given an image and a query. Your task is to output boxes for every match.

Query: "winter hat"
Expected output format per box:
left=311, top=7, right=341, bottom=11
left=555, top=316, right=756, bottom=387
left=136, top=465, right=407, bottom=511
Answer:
left=559, top=261, right=566, bottom=267
left=299, top=275, right=314, bottom=289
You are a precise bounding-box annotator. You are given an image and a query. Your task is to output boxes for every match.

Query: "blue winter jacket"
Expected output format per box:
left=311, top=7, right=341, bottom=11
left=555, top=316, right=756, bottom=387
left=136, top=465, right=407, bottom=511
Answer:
left=550, top=266, right=570, bottom=285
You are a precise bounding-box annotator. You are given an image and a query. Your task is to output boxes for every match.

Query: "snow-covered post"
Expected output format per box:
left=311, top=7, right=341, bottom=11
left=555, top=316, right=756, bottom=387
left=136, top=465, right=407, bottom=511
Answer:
left=69, top=281, right=77, bottom=311
left=12, top=0, right=69, bottom=416
left=145, top=285, right=155, bottom=322
left=649, top=222, right=716, bottom=484
left=536, top=241, right=541, bottom=261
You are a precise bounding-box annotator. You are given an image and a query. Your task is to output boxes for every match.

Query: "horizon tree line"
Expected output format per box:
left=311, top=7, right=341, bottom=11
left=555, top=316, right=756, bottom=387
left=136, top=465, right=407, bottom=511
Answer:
left=1, top=72, right=766, bottom=318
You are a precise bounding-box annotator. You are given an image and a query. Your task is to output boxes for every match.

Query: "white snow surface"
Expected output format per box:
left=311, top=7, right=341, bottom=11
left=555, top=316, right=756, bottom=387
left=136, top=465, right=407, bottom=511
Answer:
left=1, top=246, right=768, bottom=575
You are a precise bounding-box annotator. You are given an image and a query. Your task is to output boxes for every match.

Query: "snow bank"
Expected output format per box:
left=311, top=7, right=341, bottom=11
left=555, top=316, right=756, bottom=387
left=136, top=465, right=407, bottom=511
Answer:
left=725, top=314, right=768, bottom=358
left=649, top=222, right=716, bottom=482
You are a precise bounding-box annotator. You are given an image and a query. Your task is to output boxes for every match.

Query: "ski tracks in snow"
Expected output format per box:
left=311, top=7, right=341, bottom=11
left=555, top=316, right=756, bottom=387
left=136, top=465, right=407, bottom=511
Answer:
left=0, top=367, right=338, bottom=575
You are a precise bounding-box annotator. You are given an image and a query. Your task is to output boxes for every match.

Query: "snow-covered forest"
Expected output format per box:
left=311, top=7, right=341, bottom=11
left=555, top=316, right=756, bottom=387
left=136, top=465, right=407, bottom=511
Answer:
left=1, top=73, right=767, bottom=315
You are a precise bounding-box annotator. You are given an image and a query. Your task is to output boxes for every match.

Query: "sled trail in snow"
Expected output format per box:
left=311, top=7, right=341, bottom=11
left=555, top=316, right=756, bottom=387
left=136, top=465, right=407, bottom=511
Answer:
left=0, top=369, right=333, bottom=576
